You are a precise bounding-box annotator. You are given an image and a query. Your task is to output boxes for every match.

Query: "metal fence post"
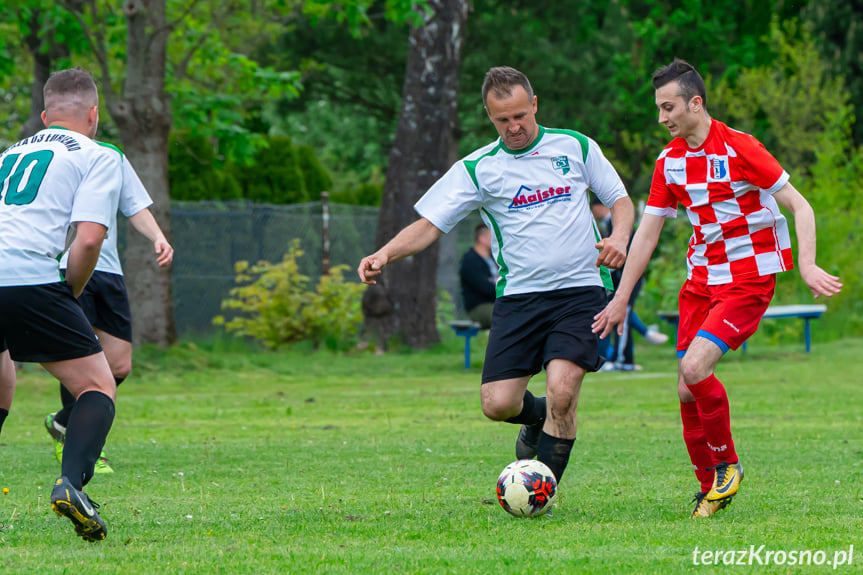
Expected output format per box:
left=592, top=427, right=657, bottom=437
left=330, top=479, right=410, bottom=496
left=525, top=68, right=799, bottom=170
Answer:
left=321, top=191, right=330, bottom=276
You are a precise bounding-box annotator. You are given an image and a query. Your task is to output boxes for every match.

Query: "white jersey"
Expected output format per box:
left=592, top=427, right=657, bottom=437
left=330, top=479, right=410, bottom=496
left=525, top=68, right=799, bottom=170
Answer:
left=0, top=127, right=121, bottom=286
left=415, top=126, right=628, bottom=296
left=59, top=155, right=153, bottom=275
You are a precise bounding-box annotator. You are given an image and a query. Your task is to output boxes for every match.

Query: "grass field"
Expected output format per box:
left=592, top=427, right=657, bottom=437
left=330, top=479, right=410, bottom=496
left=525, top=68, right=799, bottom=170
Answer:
left=1, top=334, right=861, bottom=574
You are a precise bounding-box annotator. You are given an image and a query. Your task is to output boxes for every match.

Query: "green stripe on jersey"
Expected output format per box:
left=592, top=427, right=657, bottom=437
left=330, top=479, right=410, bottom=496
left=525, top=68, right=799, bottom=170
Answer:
left=544, top=128, right=589, bottom=164
left=96, top=141, right=124, bottom=158
left=463, top=143, right=502, bottom=190
left=481, top=207, right=509, bottom=297
left=588, top=203, right=614, bottom=291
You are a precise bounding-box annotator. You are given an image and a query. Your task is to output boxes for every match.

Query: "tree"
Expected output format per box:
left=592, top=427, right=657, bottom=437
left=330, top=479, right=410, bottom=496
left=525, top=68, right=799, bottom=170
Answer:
left=803, top=0, right=863, bottom=144
left=362, top=0, right=469, bottom=348
left=58, top=0, right=301, bottom=346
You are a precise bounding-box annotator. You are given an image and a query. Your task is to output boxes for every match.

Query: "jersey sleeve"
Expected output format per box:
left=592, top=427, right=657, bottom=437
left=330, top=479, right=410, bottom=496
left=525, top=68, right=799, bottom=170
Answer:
left=734, top=133, right=789, bottom=194
left=118, top=158, right=154, bottom=217
left=70, top=148, right=122, bottom=228
left=583, top=136, right=628, bottom=207
left=414, top=160, right=482, bottom=234
left=644, top=149, right=679, bottom=218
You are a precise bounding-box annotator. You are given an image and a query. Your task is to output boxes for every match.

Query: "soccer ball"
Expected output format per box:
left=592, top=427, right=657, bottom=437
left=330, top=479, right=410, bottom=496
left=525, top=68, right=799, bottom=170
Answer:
left=496, top=459, right=557, bottom=517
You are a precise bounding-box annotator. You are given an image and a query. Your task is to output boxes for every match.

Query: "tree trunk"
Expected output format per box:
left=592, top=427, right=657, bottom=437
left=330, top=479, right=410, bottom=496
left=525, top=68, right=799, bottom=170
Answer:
left=18, top=9, right=70, bottom=139
left=362, top=0, right=469, bottom=349
left=108, top=0, right=176, bottom=346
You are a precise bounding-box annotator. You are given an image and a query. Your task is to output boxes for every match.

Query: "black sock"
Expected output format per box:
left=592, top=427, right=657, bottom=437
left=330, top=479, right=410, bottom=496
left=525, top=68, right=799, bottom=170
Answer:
left=537, top=431, right=575, bottom=484
left=505, top=391, right=546, bottom=426
left=53, top=383, right=77, bottom=427
left=0, top=408, right=8, bottom=438
left=61, top=391, right=115, bottom=489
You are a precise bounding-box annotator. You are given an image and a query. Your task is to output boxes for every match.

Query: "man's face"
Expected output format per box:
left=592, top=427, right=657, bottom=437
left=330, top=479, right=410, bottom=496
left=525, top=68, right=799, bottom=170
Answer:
left=655, top=80, right=699, bottom=140
left=485, top=84, right=539, bottom=151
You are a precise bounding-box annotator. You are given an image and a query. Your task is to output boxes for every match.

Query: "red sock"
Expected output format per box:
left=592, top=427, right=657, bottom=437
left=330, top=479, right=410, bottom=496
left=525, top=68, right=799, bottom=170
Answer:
left=680, top=401, right=715, bottom=493
left=687, top=374, right=738, bottom=465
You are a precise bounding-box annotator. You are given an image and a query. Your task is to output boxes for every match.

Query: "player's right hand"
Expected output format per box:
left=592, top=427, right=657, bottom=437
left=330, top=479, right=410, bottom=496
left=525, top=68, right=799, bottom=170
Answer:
left=154, top=239, right=174, bottom=267
left=358, top=253, right=388, bottom=285
left=591, top=295, right=628, bottom=339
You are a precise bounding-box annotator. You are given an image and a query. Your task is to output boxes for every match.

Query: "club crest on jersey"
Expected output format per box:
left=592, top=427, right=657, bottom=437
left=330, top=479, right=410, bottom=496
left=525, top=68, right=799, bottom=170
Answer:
left=708, top=156, right=729, bottom=182
left=509, top=184, right=572, bottom=210
left=551, top=156, right=570, bottom=175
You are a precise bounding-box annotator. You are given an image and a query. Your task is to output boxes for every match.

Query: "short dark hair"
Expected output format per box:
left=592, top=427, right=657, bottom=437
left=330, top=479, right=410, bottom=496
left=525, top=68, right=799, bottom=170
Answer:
left=474, top=223, right=490, bottom=242
left=651, top=58, right=706, bottom=108
left=482, top=66, right=534, bottom=108
left=44, top=67, right=98, bottom=112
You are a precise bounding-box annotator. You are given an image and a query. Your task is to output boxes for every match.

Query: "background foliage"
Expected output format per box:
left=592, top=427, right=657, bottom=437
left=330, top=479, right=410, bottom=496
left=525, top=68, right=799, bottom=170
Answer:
left=1, top=0, right=861, bottom=340
left=214, top=240, right=367, bottom=350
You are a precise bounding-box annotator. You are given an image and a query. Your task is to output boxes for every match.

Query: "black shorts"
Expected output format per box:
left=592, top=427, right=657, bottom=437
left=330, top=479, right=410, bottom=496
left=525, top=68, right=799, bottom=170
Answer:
left=62, top=270, right=133, bottom=342
left=0, top=282, right=103, bottom=363
left=481, top=286, right=608, bottom=384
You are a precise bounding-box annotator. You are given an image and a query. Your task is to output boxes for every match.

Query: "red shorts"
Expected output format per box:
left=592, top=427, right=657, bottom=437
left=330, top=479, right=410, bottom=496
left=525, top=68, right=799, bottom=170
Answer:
left=676, top=274, right=776, bottom=357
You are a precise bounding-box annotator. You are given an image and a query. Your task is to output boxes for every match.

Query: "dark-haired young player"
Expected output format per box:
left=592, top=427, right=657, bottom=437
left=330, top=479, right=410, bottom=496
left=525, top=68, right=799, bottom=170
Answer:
left=593, top=58, right=842, bottom=517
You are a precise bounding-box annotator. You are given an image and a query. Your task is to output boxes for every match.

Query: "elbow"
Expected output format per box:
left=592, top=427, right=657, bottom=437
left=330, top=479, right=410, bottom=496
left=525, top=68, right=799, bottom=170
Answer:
left=78, top=236, right=105, bottom=252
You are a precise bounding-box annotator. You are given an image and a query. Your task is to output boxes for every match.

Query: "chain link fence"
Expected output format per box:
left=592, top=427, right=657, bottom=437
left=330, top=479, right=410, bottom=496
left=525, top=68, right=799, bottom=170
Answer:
left=141, top=200, right=482, bottom=337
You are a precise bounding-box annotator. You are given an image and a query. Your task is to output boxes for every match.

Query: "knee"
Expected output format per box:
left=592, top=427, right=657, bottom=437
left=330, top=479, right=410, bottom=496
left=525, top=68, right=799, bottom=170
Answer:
left=481, top=394, right=519, bottom=421
left=679, top=356, right=707, bottom=386
left=547, top=389, right=576, bottom=419
left=110, top=361, right=132, bottom=383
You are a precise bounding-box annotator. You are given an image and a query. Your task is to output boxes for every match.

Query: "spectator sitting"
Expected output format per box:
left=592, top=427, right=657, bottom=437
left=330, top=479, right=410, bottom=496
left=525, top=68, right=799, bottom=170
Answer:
left=459, top=224, right=497, bottom=329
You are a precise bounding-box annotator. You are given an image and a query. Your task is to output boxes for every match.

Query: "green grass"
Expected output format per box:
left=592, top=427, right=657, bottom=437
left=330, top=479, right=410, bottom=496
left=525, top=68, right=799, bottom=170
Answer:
left=1, top=334, right=862, bottom=574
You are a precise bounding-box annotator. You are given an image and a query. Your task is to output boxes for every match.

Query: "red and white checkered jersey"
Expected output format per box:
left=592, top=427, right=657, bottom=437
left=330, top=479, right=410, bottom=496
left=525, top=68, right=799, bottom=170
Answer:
left=645, top=119, right=793, bottom=285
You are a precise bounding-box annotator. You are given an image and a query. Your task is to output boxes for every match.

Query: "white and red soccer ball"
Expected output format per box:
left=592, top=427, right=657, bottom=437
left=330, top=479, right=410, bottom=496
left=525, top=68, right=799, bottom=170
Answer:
left=496, top=459, right=557, bottom=517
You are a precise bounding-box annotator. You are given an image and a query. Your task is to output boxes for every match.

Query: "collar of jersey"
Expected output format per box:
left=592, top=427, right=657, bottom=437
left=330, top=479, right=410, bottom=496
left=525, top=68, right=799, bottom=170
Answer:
left=499, top=125, right=545, bottom=155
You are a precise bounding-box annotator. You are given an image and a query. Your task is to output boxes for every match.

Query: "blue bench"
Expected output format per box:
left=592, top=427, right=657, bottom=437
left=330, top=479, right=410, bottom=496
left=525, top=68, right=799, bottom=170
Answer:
left=448, top=320, right=482, bottom=368
left=657, top=304, right=828, bottom=353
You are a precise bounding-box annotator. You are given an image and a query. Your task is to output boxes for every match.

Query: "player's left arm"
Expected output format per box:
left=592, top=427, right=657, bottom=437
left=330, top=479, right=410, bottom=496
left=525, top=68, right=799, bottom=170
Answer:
left=773, top=183, right=842, bottom=298
left=128, top=208, right=174, bottom=267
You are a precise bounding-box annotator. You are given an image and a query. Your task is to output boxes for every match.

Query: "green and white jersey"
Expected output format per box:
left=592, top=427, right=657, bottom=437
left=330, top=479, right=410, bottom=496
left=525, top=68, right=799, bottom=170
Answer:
left=0, top=127, right=122, bottom=286
left=59, top=155, right=153, bottom=276
left=415, top=126, right=628, bottom=296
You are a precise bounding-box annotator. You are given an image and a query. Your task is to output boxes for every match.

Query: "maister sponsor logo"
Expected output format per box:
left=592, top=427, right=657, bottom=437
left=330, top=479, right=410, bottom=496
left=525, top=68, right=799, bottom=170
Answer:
left=509, top=185, right=572, bottom=210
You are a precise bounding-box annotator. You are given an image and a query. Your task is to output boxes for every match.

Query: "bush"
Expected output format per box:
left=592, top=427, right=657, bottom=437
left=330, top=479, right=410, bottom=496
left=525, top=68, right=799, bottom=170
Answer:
left=238, top=136, right=308, bottom=204
left=169, top=132, right=334, bottom=204
left=329, top=182, right=383, bottom=206
left=169, top=131, right=243, bottom=202
left=213, top=239, right=366, bottom=350
left=296, top=144, right=333, bottom=200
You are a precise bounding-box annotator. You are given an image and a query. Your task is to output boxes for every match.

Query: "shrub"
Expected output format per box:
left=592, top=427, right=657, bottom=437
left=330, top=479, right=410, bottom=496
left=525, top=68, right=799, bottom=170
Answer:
left=296, top=144, right=333, bottom=200
left=213, top=239, right=366, bottom=350
left=239, top=136, right=308, bottom=204
left=169, top=132, right=335, bottom=204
